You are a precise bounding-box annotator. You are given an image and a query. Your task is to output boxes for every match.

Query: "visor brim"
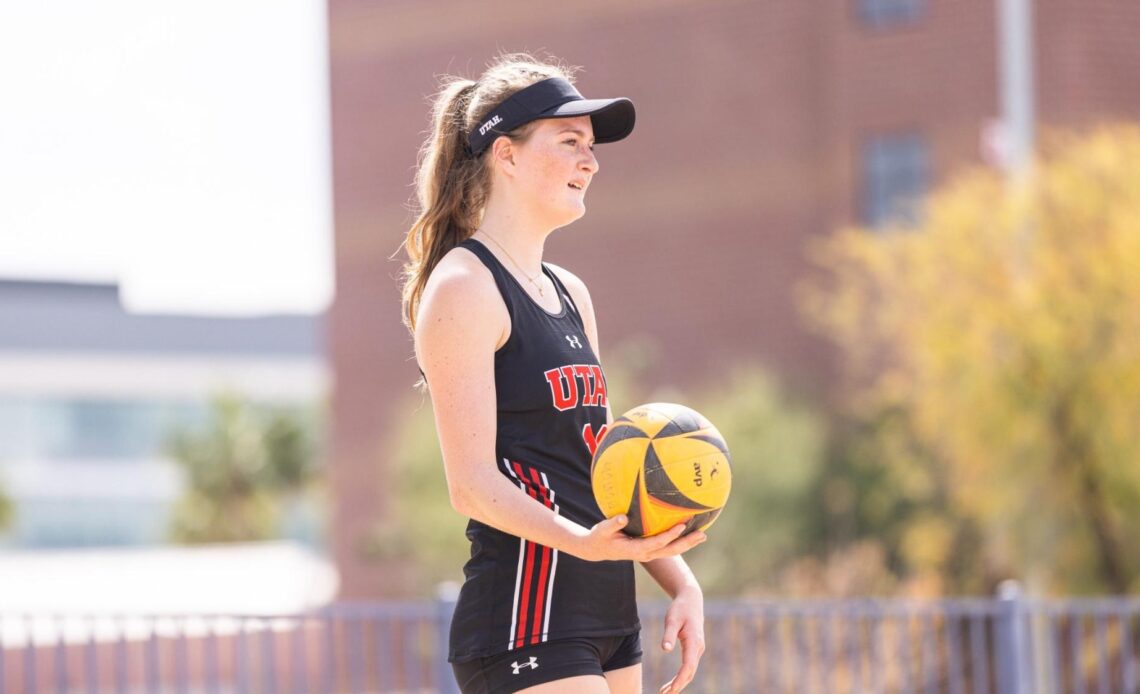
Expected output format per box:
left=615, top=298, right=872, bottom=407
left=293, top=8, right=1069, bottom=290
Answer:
left=540, top=97, right=636, bottom=144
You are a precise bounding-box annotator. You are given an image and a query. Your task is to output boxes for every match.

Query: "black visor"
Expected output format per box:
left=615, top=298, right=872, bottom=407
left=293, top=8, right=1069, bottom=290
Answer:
left=467, top=77, right=635, bottom=157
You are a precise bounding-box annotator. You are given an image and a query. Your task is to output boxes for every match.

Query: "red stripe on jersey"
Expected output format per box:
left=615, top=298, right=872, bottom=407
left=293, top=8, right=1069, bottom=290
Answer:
left=527, top=468, right=552, bottom=509
left=531, top=544, right=552, bottom=644
left=515, top=538, right=537, bottom=648
left=511, top=462, right=542, bottom=648
left=508, top=461, right=535, bottom=648
left=513, top=462, right=539, bottom=501
left=509, top=461, right=561, bottom=648
left=526, top=467, right=555, bottom=644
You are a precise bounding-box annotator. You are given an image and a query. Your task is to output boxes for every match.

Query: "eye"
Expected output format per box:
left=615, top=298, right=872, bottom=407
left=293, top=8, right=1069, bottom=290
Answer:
left=565, top=138, right=595, bottom=151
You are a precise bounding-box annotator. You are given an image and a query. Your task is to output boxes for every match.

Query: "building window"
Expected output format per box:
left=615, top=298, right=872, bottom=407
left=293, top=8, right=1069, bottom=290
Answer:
left=0, top=397, right=210, bottom=461
left=858, top=0, right=925, bottom=28
left=15, top=498, right=167, bottom=547
left=861, top=131, right=929, bottom=229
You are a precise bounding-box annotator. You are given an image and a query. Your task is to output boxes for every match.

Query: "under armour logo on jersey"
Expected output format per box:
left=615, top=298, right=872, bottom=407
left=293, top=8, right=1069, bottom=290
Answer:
left=510, top=657, right=539, bottom=674
left=565, top=335, right=582, bottom=349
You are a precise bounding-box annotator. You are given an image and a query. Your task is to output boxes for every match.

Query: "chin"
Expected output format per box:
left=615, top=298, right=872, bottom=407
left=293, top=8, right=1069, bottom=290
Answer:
left=548, top=208, right=585, bottom=230
left=565, top=201, right=587, bottom=222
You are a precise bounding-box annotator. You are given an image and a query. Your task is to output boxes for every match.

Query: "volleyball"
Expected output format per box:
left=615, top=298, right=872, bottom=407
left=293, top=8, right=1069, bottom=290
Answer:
left=591, top=403, right=732, bottom=538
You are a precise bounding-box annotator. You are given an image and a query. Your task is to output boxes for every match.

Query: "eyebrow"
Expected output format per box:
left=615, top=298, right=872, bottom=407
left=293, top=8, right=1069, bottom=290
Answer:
left=557, top=127, right=595, bottom=141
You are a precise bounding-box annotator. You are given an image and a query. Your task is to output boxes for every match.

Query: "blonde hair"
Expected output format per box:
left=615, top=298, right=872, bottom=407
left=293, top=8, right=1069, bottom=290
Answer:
left=399, top=52, right=579, bottom=334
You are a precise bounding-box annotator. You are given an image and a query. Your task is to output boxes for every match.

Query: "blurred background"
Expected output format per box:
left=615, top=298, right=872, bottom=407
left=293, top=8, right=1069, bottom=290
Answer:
left=328, top=0, right=1139, bottom=601
left=2, top=0, right=1139, bottom=691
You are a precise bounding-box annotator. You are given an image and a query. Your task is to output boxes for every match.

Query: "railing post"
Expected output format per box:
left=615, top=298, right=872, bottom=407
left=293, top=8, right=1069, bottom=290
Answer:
left=436, top=582, right=460, bottom=694
left=996, top=580, right=1033, bottom=694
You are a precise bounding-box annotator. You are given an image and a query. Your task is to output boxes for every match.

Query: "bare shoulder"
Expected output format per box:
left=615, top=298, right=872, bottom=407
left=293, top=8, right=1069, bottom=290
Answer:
left=416, top=246, right=510, bottom=355
left=421, top=247, right=500, bottom=313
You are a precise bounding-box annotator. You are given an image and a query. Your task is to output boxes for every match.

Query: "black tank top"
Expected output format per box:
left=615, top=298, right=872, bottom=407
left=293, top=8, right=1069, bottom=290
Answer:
left=447, top=239, right=639, bottom=662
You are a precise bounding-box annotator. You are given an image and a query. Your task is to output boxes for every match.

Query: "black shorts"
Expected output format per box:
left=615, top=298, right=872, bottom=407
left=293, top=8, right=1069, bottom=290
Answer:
left=451, top=631, right=642, bottom=694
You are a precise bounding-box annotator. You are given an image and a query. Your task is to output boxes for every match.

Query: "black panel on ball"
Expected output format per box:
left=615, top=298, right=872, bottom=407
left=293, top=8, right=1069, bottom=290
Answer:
left=644, top=445, right=713, bottom=511
left=653, top=410, right=704, bottom=439
left=685, top=432, right=731, bottom=460
left=624, top=474, right=645, bottom=537
left=682, top=508, right=722, bottom=535
left=593, top=419, right=650, bottom=462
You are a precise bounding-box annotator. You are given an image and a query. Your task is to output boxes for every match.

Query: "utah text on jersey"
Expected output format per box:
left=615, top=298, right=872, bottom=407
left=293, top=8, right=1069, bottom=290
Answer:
left=543, top=364, right=608, bottom=412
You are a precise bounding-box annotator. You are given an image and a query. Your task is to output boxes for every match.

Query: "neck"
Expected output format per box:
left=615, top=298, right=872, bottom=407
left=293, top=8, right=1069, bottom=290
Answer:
left=476, top=198, right=551, bottom=275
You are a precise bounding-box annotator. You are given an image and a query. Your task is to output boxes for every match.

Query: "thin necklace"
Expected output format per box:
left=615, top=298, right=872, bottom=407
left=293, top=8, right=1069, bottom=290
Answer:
left=478, top=230, right=546, bottom=297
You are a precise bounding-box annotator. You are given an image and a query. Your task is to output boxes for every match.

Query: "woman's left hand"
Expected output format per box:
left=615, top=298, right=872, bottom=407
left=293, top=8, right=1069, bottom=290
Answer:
left=658, top=583, right=705, bottom=693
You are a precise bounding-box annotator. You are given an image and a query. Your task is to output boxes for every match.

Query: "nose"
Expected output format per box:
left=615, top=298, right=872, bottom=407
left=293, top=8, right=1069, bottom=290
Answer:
left=580, top=146, right=599, bottom=175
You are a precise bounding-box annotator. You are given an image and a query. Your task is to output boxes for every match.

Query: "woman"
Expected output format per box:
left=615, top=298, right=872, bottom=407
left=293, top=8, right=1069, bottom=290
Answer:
left=401, top=53, right=706, bottom=694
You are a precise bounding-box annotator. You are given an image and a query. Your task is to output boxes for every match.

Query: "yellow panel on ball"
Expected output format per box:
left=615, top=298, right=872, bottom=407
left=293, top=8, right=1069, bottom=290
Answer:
left=639, top=491, right=701, bottom=537
left=591, top=437, right=651, bottom=520
left=646, top=436, right=732, bottom=512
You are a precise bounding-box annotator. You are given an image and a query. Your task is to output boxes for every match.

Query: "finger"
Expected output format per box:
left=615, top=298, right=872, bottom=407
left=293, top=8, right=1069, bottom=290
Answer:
left=602, top=514, right=628, bottom=534
left=676, top=633, right=704, bottom=690
left=658, top=676, right=677, bottom=694
left=671, top=660, right=696, bottom=692
left=650, top=529, right=706, bottom=560
left=671, top=531, right=707, bottom=550
left=648, top=524, right=687, bottom=549
left=628, top=525, right=684, bottom=561
left=663, top=662, right=694, bottom=694
left=661, top=617, right=680, bottom=653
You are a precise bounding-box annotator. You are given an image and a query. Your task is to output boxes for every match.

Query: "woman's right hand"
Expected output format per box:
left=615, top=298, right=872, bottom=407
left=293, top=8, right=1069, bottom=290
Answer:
left=575, top=515, right=707, bottom=563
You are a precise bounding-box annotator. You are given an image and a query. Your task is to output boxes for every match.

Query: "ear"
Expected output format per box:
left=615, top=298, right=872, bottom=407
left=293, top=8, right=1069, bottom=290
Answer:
left=490, top=136, right=518, bottom=179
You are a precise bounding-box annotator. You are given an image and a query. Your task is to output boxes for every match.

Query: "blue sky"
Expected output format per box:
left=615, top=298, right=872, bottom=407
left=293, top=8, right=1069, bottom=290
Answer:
left=0, top=1, right=332, bottom=316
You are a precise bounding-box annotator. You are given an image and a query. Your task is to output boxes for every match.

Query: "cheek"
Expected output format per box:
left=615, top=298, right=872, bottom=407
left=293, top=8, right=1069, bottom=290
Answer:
left=528, top=146, right=570, bottom=189
left=538, top=154, right=566, bottom=190
left=517, top=144, right=577, bottom=204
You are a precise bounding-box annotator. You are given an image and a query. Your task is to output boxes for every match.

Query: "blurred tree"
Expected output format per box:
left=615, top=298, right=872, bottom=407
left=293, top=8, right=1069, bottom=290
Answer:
left=669, top=366, right=831, bottom=597
left=364, top=394, right=469, bottom=594
left=810, top=406, right=992, bottom=596
left=801, top=125, right=1140, bottom=594
left=0, top=486, right=12, bottom=532
left=167, top=395, right=322, bottom=544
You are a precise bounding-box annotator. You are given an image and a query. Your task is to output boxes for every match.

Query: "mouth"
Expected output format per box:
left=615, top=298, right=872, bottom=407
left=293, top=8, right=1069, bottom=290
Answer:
left=568, top=181, right=586, bottom=192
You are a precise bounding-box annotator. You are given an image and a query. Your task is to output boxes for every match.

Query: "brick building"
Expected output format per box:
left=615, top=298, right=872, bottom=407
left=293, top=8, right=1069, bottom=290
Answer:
left=327, top=0, right=1140, bottom=597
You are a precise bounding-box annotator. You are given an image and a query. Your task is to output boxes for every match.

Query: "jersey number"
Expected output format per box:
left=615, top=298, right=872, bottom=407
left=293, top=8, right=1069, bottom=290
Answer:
left=582, top=423, right=608, bottom=457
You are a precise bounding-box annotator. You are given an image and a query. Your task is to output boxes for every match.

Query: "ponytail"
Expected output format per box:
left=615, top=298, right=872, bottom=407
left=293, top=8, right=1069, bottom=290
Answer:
left=399, top=79, right=484, bottom=333
left=398, top=53, right=579, bottom=335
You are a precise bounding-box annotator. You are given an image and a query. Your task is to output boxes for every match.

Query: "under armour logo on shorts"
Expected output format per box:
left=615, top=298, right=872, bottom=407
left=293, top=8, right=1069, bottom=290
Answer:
left=510, top=657, right=539, bottom=674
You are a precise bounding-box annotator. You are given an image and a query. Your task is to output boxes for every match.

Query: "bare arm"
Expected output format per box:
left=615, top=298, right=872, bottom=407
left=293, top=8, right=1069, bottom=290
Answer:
left=643, top=557, right=705, bottom=693
left=415, top=252, right=702, bottom=563
left=550, top=263, right=707, bottom=693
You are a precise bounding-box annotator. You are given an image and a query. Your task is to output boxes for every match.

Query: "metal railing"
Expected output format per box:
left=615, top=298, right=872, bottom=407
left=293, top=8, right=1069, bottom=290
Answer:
left=4, top=583, right=1140, bottom=693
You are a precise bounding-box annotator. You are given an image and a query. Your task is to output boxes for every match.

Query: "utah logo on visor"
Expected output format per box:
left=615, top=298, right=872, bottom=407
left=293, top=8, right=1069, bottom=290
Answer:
left=478, top=115, right=503, bottom=136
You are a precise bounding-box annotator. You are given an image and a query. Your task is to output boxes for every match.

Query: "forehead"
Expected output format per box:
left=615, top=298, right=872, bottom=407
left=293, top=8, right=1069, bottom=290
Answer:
left=534, top=115, right=594, bottom=138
